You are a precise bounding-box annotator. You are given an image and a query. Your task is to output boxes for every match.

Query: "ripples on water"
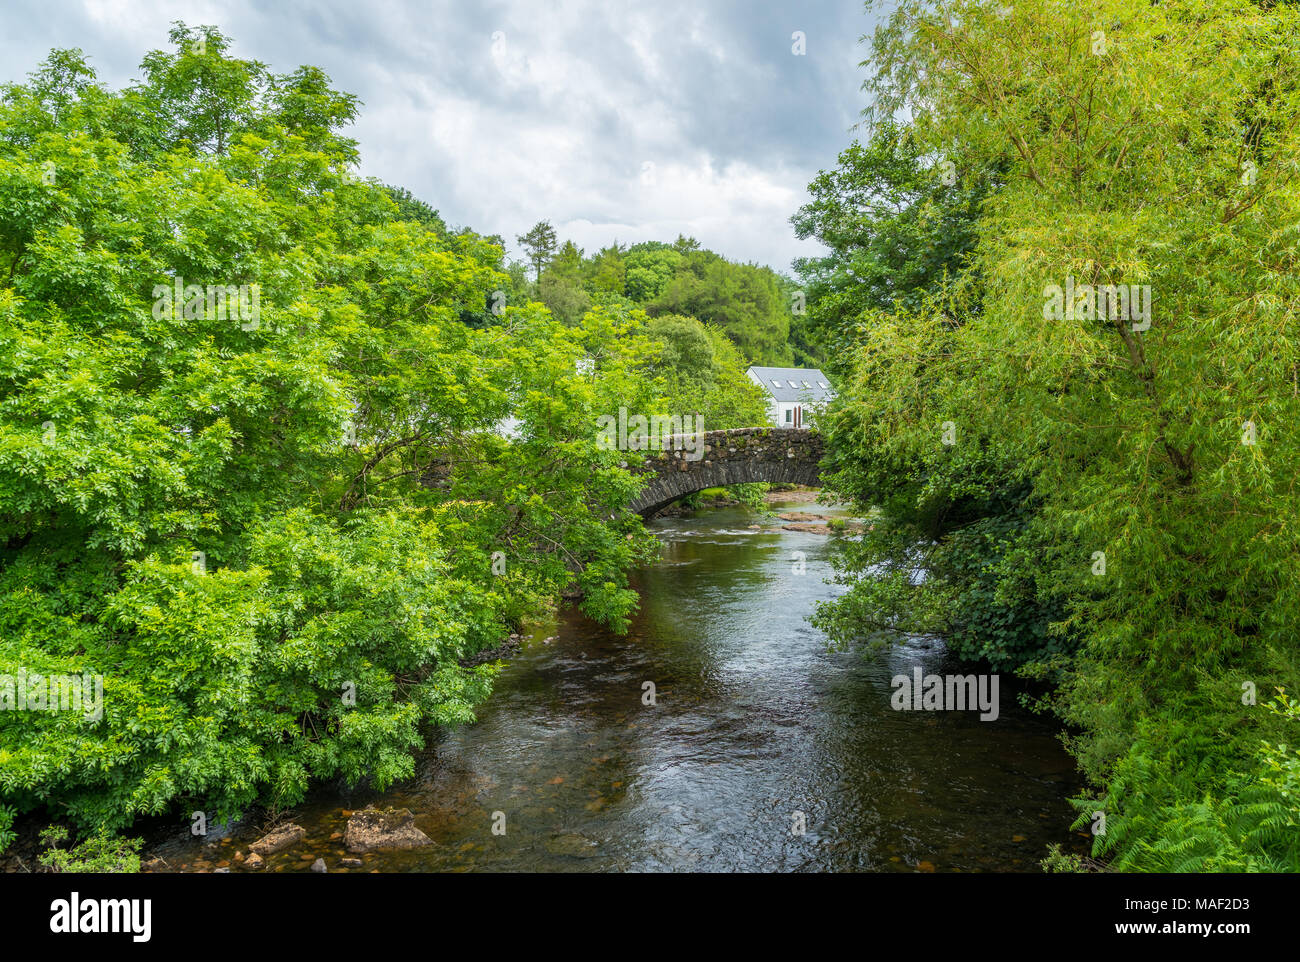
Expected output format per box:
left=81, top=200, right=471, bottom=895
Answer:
left=162, top=499, right=1088, bottom=873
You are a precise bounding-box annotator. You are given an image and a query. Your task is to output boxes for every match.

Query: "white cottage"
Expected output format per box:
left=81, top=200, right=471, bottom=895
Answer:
left=746, top=366, right=835, bottom=428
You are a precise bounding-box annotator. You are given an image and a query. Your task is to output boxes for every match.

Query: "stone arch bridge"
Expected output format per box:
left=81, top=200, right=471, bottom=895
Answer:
left=628, top=427, right=823, bottom=517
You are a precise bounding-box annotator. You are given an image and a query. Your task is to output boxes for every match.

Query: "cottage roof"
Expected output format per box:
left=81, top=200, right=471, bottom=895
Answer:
left=746, top=366, right=835, bottom=403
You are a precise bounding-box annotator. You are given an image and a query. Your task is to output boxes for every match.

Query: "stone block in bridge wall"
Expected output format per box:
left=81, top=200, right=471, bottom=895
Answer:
left=628, top=427, right=823, bottom=516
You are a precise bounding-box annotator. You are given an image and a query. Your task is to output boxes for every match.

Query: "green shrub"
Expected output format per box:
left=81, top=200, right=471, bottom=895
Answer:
left=38, top=826, right=141, bottom=874
left=0, top=803, right=16, bottom=854
left=0, top=27, right=661, bottom=833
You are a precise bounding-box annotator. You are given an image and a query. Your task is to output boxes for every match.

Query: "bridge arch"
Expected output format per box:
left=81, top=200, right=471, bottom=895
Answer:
left=628, top=427, right=823, bottom=517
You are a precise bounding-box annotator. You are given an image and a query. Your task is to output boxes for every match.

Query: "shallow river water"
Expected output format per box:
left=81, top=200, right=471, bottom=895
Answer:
left=164, top=499, right=1088, bottom=872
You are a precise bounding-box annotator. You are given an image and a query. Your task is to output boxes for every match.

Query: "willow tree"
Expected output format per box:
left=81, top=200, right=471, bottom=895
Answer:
left=819, top=0, right=1300, bottom=870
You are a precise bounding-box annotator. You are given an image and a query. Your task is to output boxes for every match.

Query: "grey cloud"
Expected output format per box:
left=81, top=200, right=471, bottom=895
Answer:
left=0, top=0, right=883, bottom=270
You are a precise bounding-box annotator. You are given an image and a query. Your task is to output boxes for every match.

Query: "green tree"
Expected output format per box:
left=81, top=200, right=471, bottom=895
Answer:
left=550, top=239, right=584, bottom=283
left=791, top=121, right=993, bottom=371
left=586, top=243, right=627, bottom=295
left=516, top=220, right=557, bottom=283
left=624, top=242, right=682, bottom=302
left=672, top=234, right=701, bottom=254
left=135, top=23, right=270, bottom=155
left=644, top=314, right=768, bottom=429
left=817, top=0, right=1300, bottom=871
left=0, top=29, right=656, bottom=835
left=539, top=271, right=592, bottom=326
left=649, top=254, right=793, bottom=365
left=383, top=184, right=447, bottom=235
left=648, top=314, right=715, bottom=392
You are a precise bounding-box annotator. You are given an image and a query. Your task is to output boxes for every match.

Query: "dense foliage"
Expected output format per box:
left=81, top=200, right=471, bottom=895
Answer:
left=518, top=230, right=816, bottom=367
left=792, top=120, right=995, bottom=369
left=16, top=3, right=1285, bottom=879
left=0, top=25, right=765, bottom=836
left=807, top=0, right=1300, bottom=871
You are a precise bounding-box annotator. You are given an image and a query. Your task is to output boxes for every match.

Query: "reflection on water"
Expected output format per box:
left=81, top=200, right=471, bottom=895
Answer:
left=168, top=499, right=1088, bottom=872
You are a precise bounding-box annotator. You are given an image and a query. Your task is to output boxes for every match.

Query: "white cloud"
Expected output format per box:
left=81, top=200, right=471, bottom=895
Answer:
left=2, top=0, right=877, bottom=270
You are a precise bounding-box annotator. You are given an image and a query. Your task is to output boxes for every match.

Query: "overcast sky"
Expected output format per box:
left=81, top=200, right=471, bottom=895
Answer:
left=1, top=0, right=885, bottom=273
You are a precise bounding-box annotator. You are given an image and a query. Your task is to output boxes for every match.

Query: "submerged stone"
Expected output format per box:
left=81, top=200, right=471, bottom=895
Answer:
left=249, top=823, right=306, bottom=857
left=344, top=807, right=433, bottom=853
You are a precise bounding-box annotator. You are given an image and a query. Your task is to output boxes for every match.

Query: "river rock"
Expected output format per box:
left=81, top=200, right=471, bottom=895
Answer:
left=782, top=522, right=833, bottom=534
left=458, top=633, right=523, bottom=669
left=311, top=858, right=327, bottom=873
left=344, top=808, right=432, bottom=853
left=244, top=853, right=265, bottom=870
left=340, top=858, right=363, bottom=867
left=544, top=832, right=600, bottom=858
left=249, top=823, right=306, bottom=857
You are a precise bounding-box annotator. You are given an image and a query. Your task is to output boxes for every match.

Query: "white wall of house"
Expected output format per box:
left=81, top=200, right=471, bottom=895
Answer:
left=747, top=370, right=782, bottom=426
left=746, top=367, right=829, bottom=428
left=757, top=398, right=810, bottom=427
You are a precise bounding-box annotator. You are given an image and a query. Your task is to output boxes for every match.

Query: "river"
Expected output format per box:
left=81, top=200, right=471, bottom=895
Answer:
left=160, top=497, right=1087, bottom=872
